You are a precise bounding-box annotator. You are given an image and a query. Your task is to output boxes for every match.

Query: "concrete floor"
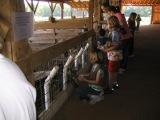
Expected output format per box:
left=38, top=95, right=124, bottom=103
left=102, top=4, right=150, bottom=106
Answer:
left=53, top=25, right=160, bottom=120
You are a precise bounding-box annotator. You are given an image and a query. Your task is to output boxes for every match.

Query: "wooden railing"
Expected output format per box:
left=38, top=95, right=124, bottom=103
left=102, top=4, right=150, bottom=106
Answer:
left=16, top=30, right=95, bottom=76
left=34, top=18, right=89, bottom=30
left=32, top=30, right=94, bottom=67
left=15, top=29, right=95, bottom=120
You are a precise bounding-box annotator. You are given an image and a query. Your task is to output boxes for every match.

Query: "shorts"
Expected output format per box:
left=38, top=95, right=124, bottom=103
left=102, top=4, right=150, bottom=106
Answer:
left=107, top=61, right=120, bottom=72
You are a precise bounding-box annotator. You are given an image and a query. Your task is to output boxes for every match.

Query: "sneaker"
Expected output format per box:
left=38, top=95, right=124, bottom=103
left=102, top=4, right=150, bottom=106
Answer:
left=119, top=68, right=126, bottom=74
left=89, top=95, right=104, bottom=105
left=112, top=82, right=119, bottom=90
left=104, top=88, right=115, bottom=94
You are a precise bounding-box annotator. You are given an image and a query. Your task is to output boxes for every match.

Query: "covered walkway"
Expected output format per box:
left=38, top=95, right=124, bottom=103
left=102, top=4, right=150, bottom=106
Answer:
left=53, top=24, right=160, bottom=120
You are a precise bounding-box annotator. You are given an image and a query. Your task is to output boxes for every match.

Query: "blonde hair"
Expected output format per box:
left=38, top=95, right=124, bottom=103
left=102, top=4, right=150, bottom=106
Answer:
left=88, top=51, right=98, bottom=62
left=107, top=16, right=120, bottom=29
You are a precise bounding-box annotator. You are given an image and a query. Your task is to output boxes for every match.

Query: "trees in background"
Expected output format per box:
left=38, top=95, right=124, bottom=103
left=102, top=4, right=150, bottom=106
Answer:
left=122, top=6, right=152, bottom=17
left=25, top=2, right=87, bottom=20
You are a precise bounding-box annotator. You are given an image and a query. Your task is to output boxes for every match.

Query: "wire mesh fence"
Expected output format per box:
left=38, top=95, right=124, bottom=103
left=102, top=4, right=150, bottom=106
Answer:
left=33, top=41, right=90, bottom=119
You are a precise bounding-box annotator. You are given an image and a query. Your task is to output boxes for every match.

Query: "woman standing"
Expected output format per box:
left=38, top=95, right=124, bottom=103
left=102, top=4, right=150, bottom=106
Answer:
left=128, top=12, right=137, bottom=57
left=136, top=14, right=142, bottom=31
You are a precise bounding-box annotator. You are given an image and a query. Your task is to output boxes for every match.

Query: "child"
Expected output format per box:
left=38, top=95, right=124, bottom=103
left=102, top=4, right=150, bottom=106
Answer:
left=136, top=14, right=141, bottom=31
left=128, top=12, right=137, bottom=57
left=96, top=29, right=109, bottom=90
left=107, top=6, right=132, bottom=74
left=97, top=28, right=108, bottom=46
left=98, top=16, right=122, bottom=93
left=76, top=50, right=104, bottom=104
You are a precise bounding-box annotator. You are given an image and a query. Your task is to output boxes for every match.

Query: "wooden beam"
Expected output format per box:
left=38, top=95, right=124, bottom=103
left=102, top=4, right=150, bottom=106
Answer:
left=34, top=18, right=89, bottom=29
left=88, top=0, right=94, bottom=30
left=60, top=2, right=64, bottom=19
left=34, top=0, right=39, bottom=14
left=151, top=5, right=154, bottom=24
left=48, top=2, right=57, bottom=16
left=16, top=30, right=95, bottom=75
left=25, top=0, right=39, bottom=14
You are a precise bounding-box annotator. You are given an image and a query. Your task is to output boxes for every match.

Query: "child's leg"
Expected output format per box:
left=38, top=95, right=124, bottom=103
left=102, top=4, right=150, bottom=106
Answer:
left=120, top=40, right=129, bottom=70
left=76, top=85, right=100, bottom=100
left=129, top=32, right=135, bottom=56
left=112, top=72, right=118, bottom=83
left=108, top=61, right=119, bottom=89
left=108, top=72, right=118, bottom=86
left=104, top=61, right=109, bottom=89
left=108, top=72, right=114, bottom=89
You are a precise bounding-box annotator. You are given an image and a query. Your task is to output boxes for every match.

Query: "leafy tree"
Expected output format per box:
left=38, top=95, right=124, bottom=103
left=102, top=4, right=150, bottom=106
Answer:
left=25, top=1, right=87, bottom=20
left=123, top=6, right=152, bottom=17
left=35, top=5, right=51, bottom=17
left=63, top=4, right=71, bottom=17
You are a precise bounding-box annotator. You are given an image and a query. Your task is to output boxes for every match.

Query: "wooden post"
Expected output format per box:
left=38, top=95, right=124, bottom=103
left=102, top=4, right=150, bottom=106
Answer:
left=88, top=0, right=94, bottom=30
left=48, top=2, right=57, bottom=17
left=93, top=0, right=101, bottom=30
left=71, top=7, right=73, bottom=18
left=0, top=0, right=13, bottom=58
left=25, top=0, right=40, bottom=14
left=60, top=2, right=64, bottom=19
left=0, top=0, right=34, bottom=85
left=151, top=5, right=154, bottom=24
left=120, top=0, right=122, bottom=10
